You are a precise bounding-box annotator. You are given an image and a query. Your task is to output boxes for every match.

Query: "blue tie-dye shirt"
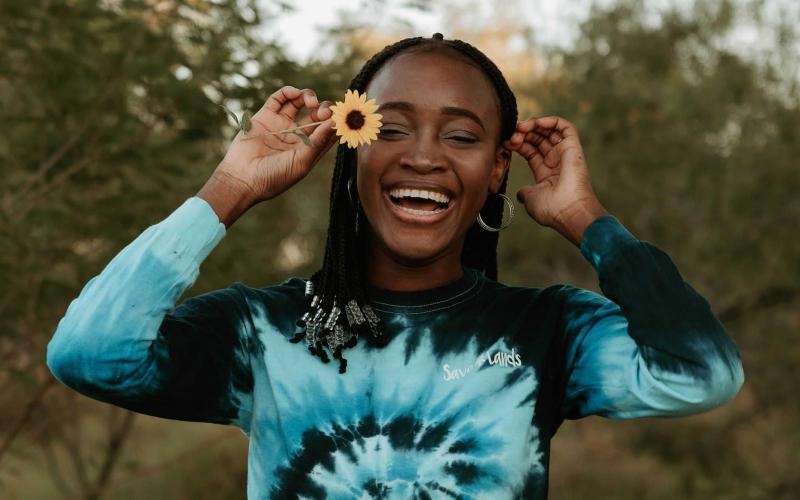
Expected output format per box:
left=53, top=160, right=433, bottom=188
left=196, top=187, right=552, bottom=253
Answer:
left=46, top=197, right=745, bottom=499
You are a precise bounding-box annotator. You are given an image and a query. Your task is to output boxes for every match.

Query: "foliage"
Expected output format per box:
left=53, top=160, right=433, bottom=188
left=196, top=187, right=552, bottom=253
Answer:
left=0, top=0, right=797, bottom=498
left=506, top=1, right=799, bottom=498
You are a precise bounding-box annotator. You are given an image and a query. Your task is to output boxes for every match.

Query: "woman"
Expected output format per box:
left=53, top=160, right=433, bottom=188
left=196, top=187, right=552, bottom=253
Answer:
left=47, top=34, right=745, bottom=499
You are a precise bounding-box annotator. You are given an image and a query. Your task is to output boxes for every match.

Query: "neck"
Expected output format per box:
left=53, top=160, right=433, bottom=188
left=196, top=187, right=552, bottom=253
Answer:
left=366, top=236, right=465, bottom=292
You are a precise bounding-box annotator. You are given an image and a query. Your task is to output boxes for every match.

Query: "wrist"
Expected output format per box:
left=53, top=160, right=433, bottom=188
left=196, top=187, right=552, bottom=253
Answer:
left=196, top=170, right=255, bottom=228
left=554, top=199, right=610, bottom=248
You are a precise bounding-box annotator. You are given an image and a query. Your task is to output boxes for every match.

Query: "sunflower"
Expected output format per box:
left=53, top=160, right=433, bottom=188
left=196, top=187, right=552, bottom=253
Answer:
left=330, top=90, right=382, bottom=148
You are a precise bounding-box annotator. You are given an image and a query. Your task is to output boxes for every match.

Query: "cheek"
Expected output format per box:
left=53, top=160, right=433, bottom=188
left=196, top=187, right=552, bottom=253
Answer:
left=354, top=147, right=387, bottom=216
left=457, top=152, right=496, bottom=205
left=356, top=144, right=389, bottom=178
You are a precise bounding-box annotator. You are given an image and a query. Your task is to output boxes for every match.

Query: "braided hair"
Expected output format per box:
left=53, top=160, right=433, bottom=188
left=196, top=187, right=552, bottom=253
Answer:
left=288, top=33, right=519, bottom=374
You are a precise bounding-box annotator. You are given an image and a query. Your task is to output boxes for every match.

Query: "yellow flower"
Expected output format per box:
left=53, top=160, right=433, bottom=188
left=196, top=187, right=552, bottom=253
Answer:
left=330, top=90, right=382, bottom=148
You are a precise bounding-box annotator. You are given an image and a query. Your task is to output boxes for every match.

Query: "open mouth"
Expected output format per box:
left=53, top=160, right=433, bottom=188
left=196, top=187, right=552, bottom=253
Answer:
left=386, top=188, right=451, bottom=216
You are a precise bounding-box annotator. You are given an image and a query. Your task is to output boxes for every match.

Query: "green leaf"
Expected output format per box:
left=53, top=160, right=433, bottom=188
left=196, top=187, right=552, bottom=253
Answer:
left=241, top=110, right=253, bottom=134
left=293, top=130, right=314, bottom=147
left=218, top=103, right=240, bottom=129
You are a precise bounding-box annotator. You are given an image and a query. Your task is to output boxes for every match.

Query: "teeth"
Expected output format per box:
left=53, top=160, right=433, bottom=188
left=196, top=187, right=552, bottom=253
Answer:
left=395, top=204, right=447, bottom=216
left=388, top=188, right=450, bottom=204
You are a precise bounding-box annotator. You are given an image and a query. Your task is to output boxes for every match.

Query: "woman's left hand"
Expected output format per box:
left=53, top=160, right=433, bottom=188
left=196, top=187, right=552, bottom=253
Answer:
left=504, top=116, right=609, bottom=245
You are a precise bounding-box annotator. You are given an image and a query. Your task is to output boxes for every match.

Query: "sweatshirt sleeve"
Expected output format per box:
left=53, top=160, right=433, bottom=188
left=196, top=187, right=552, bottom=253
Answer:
left=46, top=197, right=254, bottom=434
left=558, top=214, right=745, bottom=420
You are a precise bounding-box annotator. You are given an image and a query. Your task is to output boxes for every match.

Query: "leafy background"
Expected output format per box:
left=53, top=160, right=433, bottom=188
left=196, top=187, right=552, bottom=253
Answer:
left=1, top=0, right=797, bottom=498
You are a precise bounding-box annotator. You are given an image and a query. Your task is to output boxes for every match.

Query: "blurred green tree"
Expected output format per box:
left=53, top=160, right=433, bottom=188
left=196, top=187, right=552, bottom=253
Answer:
left=502, top=1, right=799, bottom=498
left=1, top=0, right=798, bottom=498
left=0, top=0, right=350, bottom=496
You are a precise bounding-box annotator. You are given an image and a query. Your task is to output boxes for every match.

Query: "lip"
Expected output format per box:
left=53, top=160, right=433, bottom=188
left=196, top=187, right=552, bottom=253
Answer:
left=383, top=190, right=454, bottom=225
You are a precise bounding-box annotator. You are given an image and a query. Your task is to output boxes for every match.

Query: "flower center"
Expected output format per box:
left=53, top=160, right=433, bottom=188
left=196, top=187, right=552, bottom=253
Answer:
left=345, top=110, right=365, bottom=130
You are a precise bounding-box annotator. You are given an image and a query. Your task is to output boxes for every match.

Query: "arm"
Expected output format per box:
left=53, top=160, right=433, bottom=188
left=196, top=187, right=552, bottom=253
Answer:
left=558, top=214, right=745, bottom=420
left=45, top=197, right=254, bottom=433
left=504, top=115, right=744, bottom=419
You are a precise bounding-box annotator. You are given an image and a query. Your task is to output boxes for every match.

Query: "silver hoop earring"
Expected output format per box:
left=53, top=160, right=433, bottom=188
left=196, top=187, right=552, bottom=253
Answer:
left=477, top=192, right=515, bottom=232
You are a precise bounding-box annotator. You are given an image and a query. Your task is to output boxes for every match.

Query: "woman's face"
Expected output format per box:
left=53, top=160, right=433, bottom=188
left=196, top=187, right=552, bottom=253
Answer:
left=357, top=50, right=509, bottom=265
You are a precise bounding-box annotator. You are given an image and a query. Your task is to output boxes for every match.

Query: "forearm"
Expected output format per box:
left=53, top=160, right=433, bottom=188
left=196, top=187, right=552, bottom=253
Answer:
left=46, top=198, right=226, bottom=392
left=578, top=216, right=744, bottom=398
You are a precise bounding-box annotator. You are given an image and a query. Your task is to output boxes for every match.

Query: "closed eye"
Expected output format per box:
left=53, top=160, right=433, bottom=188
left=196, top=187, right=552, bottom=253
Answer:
left=378, top=128, right=407, bottom=139
left=448, top=135, right=477, bottom=144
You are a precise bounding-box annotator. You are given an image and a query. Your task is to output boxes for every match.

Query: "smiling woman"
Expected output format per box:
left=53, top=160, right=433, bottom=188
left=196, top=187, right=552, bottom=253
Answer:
left=286, top=34, right=521, bottom=371
left=46, top=33, right=745, bottom=500
left=356, top=48, right=512, bottom=288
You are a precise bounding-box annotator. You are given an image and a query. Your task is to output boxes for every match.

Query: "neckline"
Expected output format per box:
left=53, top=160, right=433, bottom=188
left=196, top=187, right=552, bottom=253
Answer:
left=366, top=266, right=484, bottom=312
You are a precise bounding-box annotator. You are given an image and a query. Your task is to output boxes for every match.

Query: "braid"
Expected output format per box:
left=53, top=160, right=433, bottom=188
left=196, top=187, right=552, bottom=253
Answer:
left=290, top=33, right=519, bottom=373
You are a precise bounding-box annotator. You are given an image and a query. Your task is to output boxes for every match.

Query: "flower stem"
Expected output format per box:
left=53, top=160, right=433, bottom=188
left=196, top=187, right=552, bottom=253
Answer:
left=240, top=120, right=328, bottom=141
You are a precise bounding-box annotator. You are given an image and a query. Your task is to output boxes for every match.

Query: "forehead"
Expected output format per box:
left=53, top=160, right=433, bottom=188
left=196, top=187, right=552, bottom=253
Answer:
left=365, top=51, right=500, bottom=126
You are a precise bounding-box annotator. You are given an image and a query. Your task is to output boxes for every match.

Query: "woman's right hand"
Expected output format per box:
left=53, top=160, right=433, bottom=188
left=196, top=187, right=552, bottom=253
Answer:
left=198, top=86, right=338, bottom=226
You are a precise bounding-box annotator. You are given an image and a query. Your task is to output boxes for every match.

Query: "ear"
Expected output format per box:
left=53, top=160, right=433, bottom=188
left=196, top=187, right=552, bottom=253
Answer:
left=489, top=144, right=512, bottom=193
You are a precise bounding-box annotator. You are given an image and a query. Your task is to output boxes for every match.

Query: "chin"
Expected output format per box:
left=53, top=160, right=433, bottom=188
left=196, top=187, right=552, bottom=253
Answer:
left=376, top=230, right=453, bottom=265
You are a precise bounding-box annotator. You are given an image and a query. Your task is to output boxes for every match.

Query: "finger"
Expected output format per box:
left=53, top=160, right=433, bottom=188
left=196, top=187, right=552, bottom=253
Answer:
left=276, top=88, right=318, bottom=122
left=261, top=86, right=318, bottom=122
left=300, top=88, right=319, bottom=109
left=542, top=143, right=564, bottom=169
left=525, top=130, right=568, bottom=166
left=295, top=115, right=337, bottom=170
left=510, top=139, right=550, bottom=182
left=548, top=131, right=564, bottom=145
left=248, top=87, right=300, bottom=134
left=505, top=128, right=546, bottom=151
left=308, top=114, right=335, bottom=146
left=531, top=116, right=579, bottom=140
left=295, top=100, right=334, bottom=158
left=264, top=86, right=303, bottom=112
left=526, top=130, right=553, bottom=157
left=507, top=118, right=537, bottom=145
left=298, top=100, right=332, bottom=128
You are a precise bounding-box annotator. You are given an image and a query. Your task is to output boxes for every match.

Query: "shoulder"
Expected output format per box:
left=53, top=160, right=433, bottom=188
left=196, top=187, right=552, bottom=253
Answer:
left=229, top=276, right=309, bottom=334
left=483, top=278, right=617, bottom=320
left=476, top=273, right=572, bottom=313
left=557, top=284, right=606, bottom=306
left=481, top=273, right=575, bottom=299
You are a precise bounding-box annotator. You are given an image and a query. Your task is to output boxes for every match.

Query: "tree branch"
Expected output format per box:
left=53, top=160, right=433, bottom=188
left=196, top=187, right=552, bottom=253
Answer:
left=0, top=377, right=57, bottom=466
left=84, top=409, right=136, bottom=500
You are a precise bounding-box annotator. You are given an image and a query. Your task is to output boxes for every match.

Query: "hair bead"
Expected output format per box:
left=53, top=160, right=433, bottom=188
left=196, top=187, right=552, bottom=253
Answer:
left=361, top=304, right=384, bottom=335
left=306, top=307, right=326, bottom=353
left=323, top=305, right=341, bottom=331
left=296, top=311, right=312, bottom=327
left=345, top=299, right=366, bottom=325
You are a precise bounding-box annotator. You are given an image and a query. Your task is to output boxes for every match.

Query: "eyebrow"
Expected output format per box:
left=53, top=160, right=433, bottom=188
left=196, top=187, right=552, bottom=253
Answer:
left=377, top=101, right=486, bottom=132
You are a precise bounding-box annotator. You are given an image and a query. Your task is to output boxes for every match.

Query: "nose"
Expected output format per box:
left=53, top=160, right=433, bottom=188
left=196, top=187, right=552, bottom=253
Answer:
left=400, top=132, right=447, bottom=173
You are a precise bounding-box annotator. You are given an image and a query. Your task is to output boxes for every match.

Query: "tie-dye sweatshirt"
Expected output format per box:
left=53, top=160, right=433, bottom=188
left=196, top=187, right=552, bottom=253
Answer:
left=46, top=196, right=745, bottom=499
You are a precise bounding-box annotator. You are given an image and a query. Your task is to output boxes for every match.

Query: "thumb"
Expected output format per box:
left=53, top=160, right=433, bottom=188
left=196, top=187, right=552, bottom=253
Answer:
left=311, top=105, right=338, bottom=148
left=298, top=109, right=337, bottom=165
left=516, top=185, right=535, bottom=206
